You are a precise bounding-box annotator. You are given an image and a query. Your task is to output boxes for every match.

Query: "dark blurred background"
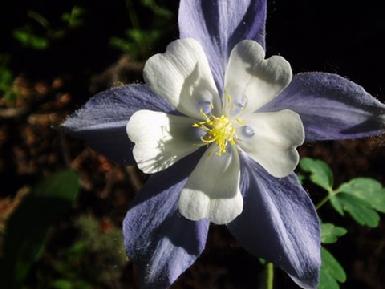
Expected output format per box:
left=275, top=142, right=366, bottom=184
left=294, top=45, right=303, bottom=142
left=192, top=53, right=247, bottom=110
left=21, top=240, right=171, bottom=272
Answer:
left=1, top=1, right=385, bottom=289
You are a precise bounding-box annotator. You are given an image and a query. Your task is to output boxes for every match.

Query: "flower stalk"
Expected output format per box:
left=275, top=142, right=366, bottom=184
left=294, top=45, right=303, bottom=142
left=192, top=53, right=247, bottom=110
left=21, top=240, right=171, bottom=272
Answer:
left=266, top=262, right=274, bottom=289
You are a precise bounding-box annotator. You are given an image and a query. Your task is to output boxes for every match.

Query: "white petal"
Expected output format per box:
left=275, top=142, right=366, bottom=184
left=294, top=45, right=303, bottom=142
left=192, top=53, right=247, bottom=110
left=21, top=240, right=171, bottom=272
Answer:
left=238, top=110, right=304, bottom=178
left=224, top=40, right=292, bottom=116
left=144, top=38, right=221, bottom=119
left=126, top=110, right=201, bottom=174
left=178, top=145, right=242, bottom=225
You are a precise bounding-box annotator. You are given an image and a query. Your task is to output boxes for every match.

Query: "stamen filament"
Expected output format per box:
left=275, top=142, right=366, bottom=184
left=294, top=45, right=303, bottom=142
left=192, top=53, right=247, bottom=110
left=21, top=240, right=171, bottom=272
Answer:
left=193, top=110, right=237, bottom=156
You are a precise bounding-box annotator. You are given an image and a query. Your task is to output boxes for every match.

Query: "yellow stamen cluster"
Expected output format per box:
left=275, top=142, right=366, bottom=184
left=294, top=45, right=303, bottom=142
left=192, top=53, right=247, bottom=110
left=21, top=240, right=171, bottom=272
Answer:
left=193, top=113, right=236, bottom=156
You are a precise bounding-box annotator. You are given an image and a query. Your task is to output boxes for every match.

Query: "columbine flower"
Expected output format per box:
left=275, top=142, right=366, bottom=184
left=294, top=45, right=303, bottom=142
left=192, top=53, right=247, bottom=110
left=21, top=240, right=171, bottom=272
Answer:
left=127, top=37, right=304, bottom=226
left=63, top=1, right=385, bottom=289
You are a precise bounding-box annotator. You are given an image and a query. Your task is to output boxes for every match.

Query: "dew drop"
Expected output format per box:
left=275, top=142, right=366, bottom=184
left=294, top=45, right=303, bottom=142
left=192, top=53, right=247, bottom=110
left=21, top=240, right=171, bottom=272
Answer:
left=229, top=95, right=247, bottom=116
left=242, top=125, right=255, bottom=137
left=197, top=100, right=212, bottom=114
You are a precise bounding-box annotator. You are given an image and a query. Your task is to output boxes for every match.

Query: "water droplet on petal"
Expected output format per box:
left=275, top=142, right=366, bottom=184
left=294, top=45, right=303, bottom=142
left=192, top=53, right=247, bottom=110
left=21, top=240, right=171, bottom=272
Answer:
left=197, top=100, right=212, bottom=114
left=242, top=125, right=255, bottom=137
left=228, top=95, right=247, bottom=116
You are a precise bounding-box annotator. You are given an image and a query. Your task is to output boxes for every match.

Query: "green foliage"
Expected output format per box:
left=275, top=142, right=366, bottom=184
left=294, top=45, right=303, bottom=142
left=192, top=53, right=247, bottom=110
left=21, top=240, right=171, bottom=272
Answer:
left=0, top=66, right=16, bottom=102
left=318, top=223, right=347, bottom=289
left=0, top=66, right=13, bottom=91
left=258, top=258, right=267, bottom=265
left=74, top=215, right=127, bottom=282
left=329, top=194, right=344, bottom=215
left=300, top=158, right=385, bottom=288
left=300, top=158, right=385, bottom=227
left=51, top=279, right=91, bottom=289
left=319, top=247, right=346, bottom=289
left=62, top=6, right=85, bottom=28
left=51, top=279, right=73, bottom=289
left=319, top=222, right=347, bottom=289
left=0, top=170, right=80, bottom=289
left=332, top=178, right=385, bottom=227
left=13, top=7, right=84, bottom=50
left=0, top=54, right=17, bottom=102
left=41, top=215, right=127, bottom=289
left=110, top=28, right=161, bottom=59
left=110, top=0, right=173, bottom=59
left=321, top=223, right=347, bottom=244
left=338, top=178, right=385, bottom=213
left=13, top=11, right=51, bottom=50
left=333, top=193, right=380, bottom=227
left=140, top=0, right=173, bottom=18
left=13, top=28, right=49, bottom=50
left=300, top=158, right=333, bottom=191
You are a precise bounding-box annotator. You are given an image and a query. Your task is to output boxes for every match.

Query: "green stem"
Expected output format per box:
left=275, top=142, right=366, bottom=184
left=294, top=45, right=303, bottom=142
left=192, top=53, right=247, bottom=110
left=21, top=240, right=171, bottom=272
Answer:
left=28, top=11, right=50, bottom=29
left=315, top=195, right=330, bottom=210
left=316, top=189, right=340, bottom=210
left=266, top=262, right=274, bottom=289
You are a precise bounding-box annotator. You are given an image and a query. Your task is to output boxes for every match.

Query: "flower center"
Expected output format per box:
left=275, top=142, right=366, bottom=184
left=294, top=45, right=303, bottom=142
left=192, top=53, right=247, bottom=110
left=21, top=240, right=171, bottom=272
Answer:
left=193, top=114, right=236, bottom=155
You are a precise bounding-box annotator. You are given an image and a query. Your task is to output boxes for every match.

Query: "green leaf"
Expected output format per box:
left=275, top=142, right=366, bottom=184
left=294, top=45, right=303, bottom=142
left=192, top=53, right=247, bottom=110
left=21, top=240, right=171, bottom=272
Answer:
left=140, top=0, right=172, bottom=18
left=327, top=177, right=385, bottom=226
left=29, top=35, right=49, bottom=49
left=110, top=28, right=161, bottom=59
left=338, top=178, right=385, bottom=213
left=0, top=170, right=80, bottom=289
left=321, top=223, right=347, bottom=244
left=319, top=269, right=339, bottom=289
left=337, top=194, right=380, bottom=228
left=62, top=6, right=84, bottom=28
left=13, top=28, right=49, bottom=50
left=33, top=170, right=80, bottom=200
left=0, top=67, right=13, bottom=91
left=258, top=258, right=267, bottom=265
left=329, top=195, right=344, bottom=215
left=320, top=247, right=346, bottom=289
left=300, top=158, right=333, bottom=191
left=0, top=66, right=16, bottom=102
left=51, top=279, right=73, bottom=289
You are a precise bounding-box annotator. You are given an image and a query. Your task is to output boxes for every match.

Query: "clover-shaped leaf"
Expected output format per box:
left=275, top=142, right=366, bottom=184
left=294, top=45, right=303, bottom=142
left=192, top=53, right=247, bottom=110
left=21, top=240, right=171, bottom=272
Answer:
left=321, top=223, right=347, bottom=244
left=300, top=158, right=333, bottom=191
left=330, top=178, right=385, bottom=227
left=319, top=247, right=346, bottom=289
left=300, top=158, right=385, bottom=227
left=338, top=178, right=385, bottom=213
